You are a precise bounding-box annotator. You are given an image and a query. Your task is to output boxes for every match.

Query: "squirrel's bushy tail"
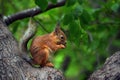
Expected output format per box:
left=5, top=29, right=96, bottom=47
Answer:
left=19, top=18, right=37, bottom=62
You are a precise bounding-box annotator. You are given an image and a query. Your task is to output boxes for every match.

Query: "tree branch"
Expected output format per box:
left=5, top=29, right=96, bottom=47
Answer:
left=4, top=0, right=66, bottom=25
left=88, top=51, right=120, bottom=80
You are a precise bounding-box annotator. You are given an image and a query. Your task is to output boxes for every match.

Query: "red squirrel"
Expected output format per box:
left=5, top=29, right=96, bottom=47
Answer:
left=30, top=25, right=67, bottom=67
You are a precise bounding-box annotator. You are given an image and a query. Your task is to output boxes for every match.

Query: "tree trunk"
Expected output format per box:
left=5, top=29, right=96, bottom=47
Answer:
left=0, top=20, right=65, bottom=80
left=88, top=51, right=120, bottom=80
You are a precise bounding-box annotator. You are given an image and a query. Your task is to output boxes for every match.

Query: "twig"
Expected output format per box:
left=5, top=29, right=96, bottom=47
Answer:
left=3, top=0, right=66, bottom=25
left=32, top=18, right=50, bottom=33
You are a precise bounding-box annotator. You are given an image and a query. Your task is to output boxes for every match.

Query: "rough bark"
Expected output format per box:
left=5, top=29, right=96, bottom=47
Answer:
left=88, top=51, right=120, bottom=80
left=0, top=20, right=65, bottom=80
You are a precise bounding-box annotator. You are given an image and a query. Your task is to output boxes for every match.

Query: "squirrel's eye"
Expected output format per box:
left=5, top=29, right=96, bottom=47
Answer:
left=60, top=35, right=64, bottom=39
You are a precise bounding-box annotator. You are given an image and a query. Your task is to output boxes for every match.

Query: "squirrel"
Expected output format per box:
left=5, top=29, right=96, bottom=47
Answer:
left=30, top=24, right=67, bottom=67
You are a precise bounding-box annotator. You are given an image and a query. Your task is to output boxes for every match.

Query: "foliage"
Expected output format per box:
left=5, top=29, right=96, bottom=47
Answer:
left=1, top=0, right=120, bottom=80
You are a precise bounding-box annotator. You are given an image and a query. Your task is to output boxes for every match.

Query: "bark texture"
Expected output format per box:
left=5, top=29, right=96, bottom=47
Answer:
left=88, top=51, right=120, bottom=80
left=0, top=20, right=65, bottom=80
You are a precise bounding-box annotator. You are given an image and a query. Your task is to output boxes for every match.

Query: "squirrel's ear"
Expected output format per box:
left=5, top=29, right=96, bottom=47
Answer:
left=54, top=23, right=61, bottom=34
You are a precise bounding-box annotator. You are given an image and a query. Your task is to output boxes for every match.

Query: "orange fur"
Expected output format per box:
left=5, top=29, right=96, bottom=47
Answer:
left=30, top=27, right=66, bottom=67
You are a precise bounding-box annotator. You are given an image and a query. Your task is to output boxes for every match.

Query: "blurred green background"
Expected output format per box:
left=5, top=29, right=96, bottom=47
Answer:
left=1, top=0, right=120, bottom=80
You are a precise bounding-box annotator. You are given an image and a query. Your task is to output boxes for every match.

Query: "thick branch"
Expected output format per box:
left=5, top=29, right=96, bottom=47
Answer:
left=3, top=0, right=66, bottom=25
left=88, top=51, right=120, bottom=80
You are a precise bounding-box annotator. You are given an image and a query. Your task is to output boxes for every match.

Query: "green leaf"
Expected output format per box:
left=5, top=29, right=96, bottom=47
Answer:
left=68, top=21, right=81, bottom=45
left=35, top=0, right=48, bottom=11
left=66, top=0, right=77, bottom=6
left=111, top=3, right=119, bottom=12
left=72, top=5, right=83, bottom=19
left=50, top=0, right=57, bottom=4
left=80, top=9, right=91, bottom=25
left=77, top=0, right=83, bottom=4
left=63, top=13, right=74, bottom=25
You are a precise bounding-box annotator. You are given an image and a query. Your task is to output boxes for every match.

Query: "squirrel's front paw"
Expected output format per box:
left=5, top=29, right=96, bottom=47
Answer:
left=60, top=44, right=65, bottom=49
left=45, top=62, right=54, bottom=68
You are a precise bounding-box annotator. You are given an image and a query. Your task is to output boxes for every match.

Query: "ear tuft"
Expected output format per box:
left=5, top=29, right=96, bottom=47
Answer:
left=56, top=21, right=60, bottom=27
left=54, top=23, right=61, bottom=35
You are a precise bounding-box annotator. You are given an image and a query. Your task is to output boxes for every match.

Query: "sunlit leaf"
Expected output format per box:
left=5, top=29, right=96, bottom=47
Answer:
left=111, top=3, right=119, bottom=12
